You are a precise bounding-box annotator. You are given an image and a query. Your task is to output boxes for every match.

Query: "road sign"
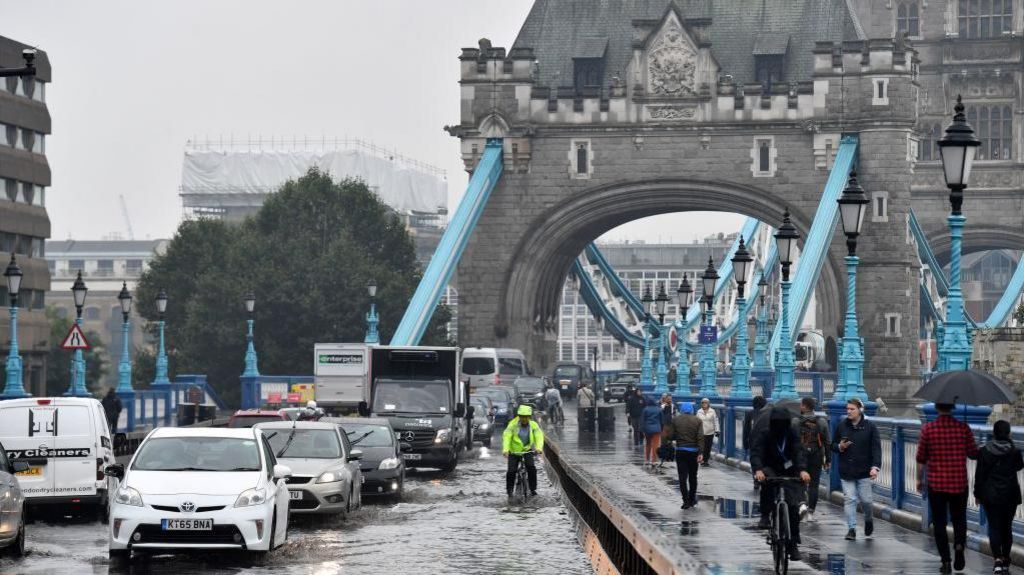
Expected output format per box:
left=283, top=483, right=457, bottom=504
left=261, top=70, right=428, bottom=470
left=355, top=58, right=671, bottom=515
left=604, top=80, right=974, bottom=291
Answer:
left=668, top=326, right=678, bottom=352
left=60, top=324, right=91, bottom=350
left=698, top=325, right=718, bottom=345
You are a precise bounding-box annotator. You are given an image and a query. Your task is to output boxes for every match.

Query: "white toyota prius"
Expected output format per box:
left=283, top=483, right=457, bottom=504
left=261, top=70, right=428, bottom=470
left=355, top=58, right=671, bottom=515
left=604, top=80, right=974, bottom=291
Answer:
left=105, top=427, right=291, bottom=562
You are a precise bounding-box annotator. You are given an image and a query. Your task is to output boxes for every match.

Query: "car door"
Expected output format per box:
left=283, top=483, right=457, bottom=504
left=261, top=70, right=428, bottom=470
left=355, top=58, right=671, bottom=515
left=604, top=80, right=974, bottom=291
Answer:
left=260, top=436, right=288, bottom=544
left=337, top=428, right=361, bottom=509
left=0, top=404, right=56, bottom=499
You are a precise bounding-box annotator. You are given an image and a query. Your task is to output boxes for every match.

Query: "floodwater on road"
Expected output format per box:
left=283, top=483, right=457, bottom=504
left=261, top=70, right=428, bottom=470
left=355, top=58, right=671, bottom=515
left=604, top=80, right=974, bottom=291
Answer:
left=1, top=443, right=593, bottom=575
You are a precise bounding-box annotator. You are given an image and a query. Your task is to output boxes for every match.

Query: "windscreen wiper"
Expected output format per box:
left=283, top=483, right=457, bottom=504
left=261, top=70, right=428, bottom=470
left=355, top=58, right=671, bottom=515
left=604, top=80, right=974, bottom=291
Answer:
left=276, top=421, right=298, bottom=457
left=350, top=430, right=375, bottom=446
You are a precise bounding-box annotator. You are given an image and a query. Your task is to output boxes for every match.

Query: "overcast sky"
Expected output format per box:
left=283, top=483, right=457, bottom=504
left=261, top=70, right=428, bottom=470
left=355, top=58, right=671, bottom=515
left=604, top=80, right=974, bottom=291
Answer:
left=4, top=0, right=742, bottom=244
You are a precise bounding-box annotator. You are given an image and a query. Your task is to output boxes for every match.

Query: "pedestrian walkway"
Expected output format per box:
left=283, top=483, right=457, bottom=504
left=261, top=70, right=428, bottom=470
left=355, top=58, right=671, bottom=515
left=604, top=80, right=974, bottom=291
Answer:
left=544, top=403, right=1018, bottom=574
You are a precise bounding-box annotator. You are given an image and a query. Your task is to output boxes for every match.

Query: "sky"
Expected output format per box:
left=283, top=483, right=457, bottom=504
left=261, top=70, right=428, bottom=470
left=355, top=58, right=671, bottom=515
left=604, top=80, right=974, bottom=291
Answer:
left=3, top=0, right=743, bottom=244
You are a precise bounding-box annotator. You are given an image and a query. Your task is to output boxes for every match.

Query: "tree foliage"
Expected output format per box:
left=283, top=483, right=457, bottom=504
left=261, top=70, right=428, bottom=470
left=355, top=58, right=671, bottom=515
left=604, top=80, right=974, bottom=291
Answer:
left=136, top=169, right=451, bottom=405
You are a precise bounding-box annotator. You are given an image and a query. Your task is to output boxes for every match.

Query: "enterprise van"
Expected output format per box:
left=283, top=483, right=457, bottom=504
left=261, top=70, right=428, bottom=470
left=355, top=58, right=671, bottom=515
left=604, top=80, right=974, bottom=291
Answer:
left=460, top=348, right=529, bottom=390
left=0, top=397, right=120, bottom=519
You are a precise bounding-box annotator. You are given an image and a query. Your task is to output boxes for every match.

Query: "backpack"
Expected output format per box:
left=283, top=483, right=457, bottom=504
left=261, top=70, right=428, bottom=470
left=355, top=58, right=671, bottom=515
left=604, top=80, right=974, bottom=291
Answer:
left=800, top=417, right=824, bottom=451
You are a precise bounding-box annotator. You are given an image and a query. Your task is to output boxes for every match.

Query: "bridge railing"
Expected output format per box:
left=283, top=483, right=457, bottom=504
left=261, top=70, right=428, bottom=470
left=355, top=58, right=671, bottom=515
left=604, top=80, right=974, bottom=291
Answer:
left=119, top=375, right=227, bottom=432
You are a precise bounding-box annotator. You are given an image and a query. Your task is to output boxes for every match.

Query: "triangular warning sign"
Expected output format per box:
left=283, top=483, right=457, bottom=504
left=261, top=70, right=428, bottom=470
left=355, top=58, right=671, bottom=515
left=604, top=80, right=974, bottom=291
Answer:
left=61, top=324, right=91, bottom=350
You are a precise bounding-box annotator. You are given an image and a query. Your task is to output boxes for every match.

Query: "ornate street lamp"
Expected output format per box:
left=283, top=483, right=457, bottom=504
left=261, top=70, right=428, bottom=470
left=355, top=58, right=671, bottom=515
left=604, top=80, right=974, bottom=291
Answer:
left=753, top=276, right=770, bottom=369
left=64, top=271, right=90, bottom=396
left=936, top=95, right=980, bottom=372
left=699, top=257, right=719, bottom=396
left=730, top=239, right=754, bottom=397
left=640, top=285, right=654, bottom=390
left=116, top=282, right=134, bottom=394
left=653, top=284, right=671, bottom=393
left=152, top=288, right=171, bottom=386
left=675, top=276, right=694, bottom=390
left=242, top=292, right=260, bottom=377
left=365, top=279, right=380, bottom=345
left=773, top=209, right=800, bottom=398
left=834, top=170, right=869, bottom=401
left=2, top=254, right=28, bottom=398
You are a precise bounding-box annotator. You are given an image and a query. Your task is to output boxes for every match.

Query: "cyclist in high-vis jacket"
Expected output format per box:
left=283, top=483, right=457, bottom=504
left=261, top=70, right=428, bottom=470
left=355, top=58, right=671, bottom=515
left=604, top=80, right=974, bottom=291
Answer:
left=503, top=404, right=545, bottom=497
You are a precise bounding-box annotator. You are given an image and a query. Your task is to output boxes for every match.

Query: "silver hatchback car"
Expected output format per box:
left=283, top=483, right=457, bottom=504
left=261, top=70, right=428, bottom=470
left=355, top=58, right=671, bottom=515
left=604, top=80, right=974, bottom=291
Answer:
left=256, top=421, right=363, bottom=515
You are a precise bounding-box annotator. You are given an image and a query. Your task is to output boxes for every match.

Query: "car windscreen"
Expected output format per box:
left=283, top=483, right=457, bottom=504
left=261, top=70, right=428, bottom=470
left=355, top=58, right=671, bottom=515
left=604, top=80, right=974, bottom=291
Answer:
left=132, top=437, right=261, bottom=471
left=461, top=357, right=495, bottom=375
left=373, top=381, right=451, bottom=414
left=265, top=429, right=342, bottom=459
left=343, top=425, right=395, bottom=448
left=229, top=416, right=282, bottom=428
left=554, top=366, right=581, bottom=378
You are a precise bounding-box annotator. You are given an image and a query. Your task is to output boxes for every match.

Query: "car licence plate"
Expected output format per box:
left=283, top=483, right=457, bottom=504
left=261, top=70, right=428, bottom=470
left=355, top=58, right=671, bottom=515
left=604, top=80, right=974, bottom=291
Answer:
left=402, top=453, right=422, bottom=460
left=161, top=519, right=213, bottom=531
left=15, top=467, right=41, bottom=477
left=289, top=491, right=302, bottom=500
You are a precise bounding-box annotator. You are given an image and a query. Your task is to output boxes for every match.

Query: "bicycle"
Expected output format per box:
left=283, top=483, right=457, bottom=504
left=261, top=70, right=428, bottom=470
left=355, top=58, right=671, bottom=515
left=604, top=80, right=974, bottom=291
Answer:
left=545, top=403, right=564, bottom=425
left=762, top=476, right=806, bottom=575
left=508, top=450, right=537, bottom=504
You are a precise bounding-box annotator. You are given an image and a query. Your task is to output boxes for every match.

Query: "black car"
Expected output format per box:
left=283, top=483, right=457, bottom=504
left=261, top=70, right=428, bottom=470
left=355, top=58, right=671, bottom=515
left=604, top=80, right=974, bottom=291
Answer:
left=512, top=376, right=548, bottom=411
left=329, top=417, right=406, bottom=501
left=603, top=381, right=631, bottom=403
left=469, top=396, right=496, bottom=447
left=474, top=386, right=515, bottom=428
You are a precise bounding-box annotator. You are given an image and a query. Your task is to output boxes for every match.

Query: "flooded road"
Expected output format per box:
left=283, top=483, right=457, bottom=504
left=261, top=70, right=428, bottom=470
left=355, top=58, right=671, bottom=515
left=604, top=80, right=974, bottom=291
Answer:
left=2, top=443, right=593, bottom=575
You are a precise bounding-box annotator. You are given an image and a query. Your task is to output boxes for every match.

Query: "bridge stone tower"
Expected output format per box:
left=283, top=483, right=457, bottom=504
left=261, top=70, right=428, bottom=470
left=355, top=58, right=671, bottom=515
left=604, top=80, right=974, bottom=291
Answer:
left=450, top=0, right=924, bottom=402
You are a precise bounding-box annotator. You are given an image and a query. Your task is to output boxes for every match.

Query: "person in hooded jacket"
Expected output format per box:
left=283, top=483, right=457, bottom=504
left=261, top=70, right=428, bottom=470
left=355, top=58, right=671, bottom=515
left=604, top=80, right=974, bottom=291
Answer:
left=751, top=406, right=810, bottom=561
left=641, top=396, right=664, bottom=466
left=744, top=396, right=769, bottom=490
left=625, top=387, right=645, bottom=446
left=663, top=402, right=704, bottom=508
left=974, top=420, right=1023, bottom=574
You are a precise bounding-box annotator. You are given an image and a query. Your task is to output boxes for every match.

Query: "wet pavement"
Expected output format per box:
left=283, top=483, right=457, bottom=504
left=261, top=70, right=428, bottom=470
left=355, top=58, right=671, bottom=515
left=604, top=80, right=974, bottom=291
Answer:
left=547, top=401, right=1021, bottom=574
left=0, top=441, right=592, bottom=574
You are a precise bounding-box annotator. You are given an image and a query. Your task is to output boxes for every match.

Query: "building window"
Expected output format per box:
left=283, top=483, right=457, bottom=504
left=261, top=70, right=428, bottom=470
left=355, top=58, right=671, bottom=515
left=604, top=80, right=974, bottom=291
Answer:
left=897, top=2, right=920, bottom=37
left=918, top=122, right=942, bottom=160
left=126, top=259, right=144, bottom=275
left=754, top=55, right=784, bottom=89
left=958, top=0, right=1013, bottom=38
left=751, top=137, right=777, bottom=177
left=4, top=179, right=15, bottom=202
left=96, top=260, right=114, bottom=276
left=885, top=313, right=901, bottom=337
left=573, top=58, right=605, bottom=93
left=569, top=139, right=593, bottom=179
left=872, top=191, right=889, bottom=222
left=4, top=125, right=15, bottom=148
left=872, top=78, right=890, bottom=106
left=68, top=259, right=85, bottom=273
left=966, top=105, right=1013, bottom=160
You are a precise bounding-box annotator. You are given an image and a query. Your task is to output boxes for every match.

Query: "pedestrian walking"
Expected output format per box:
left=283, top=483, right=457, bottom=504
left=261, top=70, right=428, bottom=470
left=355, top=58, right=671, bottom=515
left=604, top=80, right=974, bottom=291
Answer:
left=664, top=402, right=704, bottom=509
left=641, top=396, right=664, bottom=466
left=625, top=387, right=645, bottom=446
left=659, top=393, right=674, bottom=424
left=916, top=402, right=979, bottom=573
left=797, top=397, right=830, bottom=522
left=834, top=397, right=881, bottom=542
left=577, top=382, right=595, bottom=408
left=696, top=398, right=719, bottom=466
left=974, top=420, right=1022, bottom=574
left=101, top=388, right=122, bottom=433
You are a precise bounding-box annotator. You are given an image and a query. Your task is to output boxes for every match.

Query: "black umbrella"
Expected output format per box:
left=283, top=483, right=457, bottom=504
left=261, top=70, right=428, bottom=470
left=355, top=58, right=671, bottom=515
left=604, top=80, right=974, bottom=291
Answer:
left=913, top=369, right=1017, bottom=406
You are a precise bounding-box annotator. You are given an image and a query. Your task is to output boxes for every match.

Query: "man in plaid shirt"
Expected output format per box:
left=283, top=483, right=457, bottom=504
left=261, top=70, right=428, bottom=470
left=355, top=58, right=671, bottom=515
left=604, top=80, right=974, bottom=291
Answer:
left=916, top=403, right=979, bottom=573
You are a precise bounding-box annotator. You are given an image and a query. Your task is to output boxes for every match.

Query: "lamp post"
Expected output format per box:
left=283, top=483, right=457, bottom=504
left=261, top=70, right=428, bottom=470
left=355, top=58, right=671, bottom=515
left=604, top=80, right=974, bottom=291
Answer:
left=2, top=253, right=28, bottom=398
left=152, top=288, right=170, bottom=386
left=365, top=279, right=380, bottom=344
left=773, top=209, right=800, bottom=399
left=640, top=286, right=654, bottom=391
left=116, top=282, right=134, bottom=393
left=653, top=284, right=670, bottom=394
left=675, top=276, right=694, bottom=392
left=730, top=238, right=754, bottom=398
left=65, top=271, right=90, bottom=396
left=752, top=277, right=770, bottom=369
left=242, top=292, right=260, bottom=377
left=936, top=95, right=980, bottom=372
left=698, top=257, right=719, bottom=397
left=833, top=170, right=870, bottom=401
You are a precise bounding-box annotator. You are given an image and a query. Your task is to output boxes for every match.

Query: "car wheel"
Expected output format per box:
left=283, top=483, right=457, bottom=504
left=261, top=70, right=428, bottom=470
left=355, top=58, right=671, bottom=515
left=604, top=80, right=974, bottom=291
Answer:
left=439, top=458, right=457, bottom=473
left=7, top=517, right=24, bottom=557
left=98, top=497, right=110, bottom=525
left=108, top=549, right=130, bottom=564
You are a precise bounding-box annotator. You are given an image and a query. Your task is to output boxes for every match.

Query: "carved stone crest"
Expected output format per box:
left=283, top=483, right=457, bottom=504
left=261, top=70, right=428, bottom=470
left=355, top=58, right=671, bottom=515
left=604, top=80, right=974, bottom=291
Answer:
left=648, top=106, right=696, bottom=120
left=646, top=17, right=697, bottom=97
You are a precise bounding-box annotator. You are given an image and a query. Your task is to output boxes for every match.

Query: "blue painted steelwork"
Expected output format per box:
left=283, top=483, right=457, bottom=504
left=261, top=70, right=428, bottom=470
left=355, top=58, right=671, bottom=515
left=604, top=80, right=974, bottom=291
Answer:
left=116, top=317, right=134, bottom=393
left=584, top=243, right=645, bottom=317
left=65, top=315, right=90, bottom=397
left=768, top=135, right=859, bottom=359
left=364, top=301, right=380, bottom=344
left=391, top=139, right=503, bottom=346
left=717, top=245, right=778, bottom=343
left=571, top=260, right=645, bottom=348
left=909, top=211, right=977, bottom=328
left=153, top=320, right=170, bottom=386
left=937, top=214, right=972, bottom=371
left=243, top=318, right=260, bottom=377
left=3, top=304, right=28, bottom=398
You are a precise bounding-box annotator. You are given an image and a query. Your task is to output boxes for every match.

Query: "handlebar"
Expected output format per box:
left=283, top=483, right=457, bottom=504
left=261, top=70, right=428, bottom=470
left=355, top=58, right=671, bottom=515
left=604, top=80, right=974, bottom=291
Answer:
left=508, top=450, right=538, bottom=456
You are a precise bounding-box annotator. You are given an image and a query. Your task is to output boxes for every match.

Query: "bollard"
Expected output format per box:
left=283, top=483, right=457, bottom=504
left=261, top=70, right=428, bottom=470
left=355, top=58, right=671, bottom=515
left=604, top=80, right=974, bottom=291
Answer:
left=578, top=407, right=596, bottom=432
left=597, top=405, right=615, bottom=432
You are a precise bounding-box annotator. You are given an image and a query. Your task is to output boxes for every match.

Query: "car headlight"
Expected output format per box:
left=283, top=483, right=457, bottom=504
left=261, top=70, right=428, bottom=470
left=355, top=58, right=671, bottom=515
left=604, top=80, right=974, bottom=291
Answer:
left=434, top=428, right=451, bottom=444
left=534, top=392, right=544, bottom=398
left=479, top=423, right=490, bottom=430
left=234, top=487, right=268, bottom=507
left=114, top=485, right=143, bottom=507
left=316, top=470, right=343, bottom=484
left=497, top=408, right=508, bottom=414
left=379, top=457, right=400, bottom=470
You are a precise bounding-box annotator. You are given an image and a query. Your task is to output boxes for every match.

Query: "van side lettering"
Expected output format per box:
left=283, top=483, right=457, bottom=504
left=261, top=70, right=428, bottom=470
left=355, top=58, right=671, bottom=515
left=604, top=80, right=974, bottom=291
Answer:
left=6, top=448, right=91, bottom=459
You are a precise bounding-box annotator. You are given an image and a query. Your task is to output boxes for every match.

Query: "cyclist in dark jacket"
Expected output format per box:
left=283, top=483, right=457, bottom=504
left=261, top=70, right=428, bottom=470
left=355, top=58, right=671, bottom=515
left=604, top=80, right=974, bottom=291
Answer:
left=751, top=406, right=810, bottom=562
left=974, top=420, right=1023, bottom=574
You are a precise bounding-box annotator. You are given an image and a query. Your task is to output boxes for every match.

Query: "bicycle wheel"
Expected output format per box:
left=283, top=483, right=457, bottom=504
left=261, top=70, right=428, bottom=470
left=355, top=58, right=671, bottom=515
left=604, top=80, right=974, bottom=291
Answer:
left=775, top=501, right=790, bottom=575
left=516, top=468, right=529, bottom=503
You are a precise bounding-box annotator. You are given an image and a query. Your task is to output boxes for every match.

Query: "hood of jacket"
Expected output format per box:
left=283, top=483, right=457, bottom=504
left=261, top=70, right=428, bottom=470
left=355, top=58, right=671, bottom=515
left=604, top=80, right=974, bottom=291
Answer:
left=986, top=438, right=1015, bottom=455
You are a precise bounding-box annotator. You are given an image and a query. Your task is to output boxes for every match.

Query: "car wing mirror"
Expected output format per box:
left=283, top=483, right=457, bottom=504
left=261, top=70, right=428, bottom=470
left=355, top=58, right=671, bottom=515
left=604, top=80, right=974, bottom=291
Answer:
left=11, top=461, right=29, bottom=474
left=104, top=463, right=125, bottom=479
left=454, top=403, right=465, bottom=418
left=466, top=405, right=475, bottom=419
left=347, top=449, right=363, bottom=462
left=273, top=464, right=292, bottom=479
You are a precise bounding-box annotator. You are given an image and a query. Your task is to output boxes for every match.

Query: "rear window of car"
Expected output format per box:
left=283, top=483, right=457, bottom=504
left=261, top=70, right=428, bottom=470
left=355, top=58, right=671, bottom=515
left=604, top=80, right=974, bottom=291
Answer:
left=462, top=357, right=495, bottom=375
left=554, top=366, right=581, bottom=378
left=498, top=357, right=525, bottom=375
left=0, top=405, right=91, bottom=438
left=230, top=415, right=282, bottom=428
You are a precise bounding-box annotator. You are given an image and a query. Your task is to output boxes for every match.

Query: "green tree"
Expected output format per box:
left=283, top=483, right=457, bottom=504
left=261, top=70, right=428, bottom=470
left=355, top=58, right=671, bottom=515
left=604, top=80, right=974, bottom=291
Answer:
left=43, top=307, right=108, bottom=396
left=135, top=169, right=450, bottom=406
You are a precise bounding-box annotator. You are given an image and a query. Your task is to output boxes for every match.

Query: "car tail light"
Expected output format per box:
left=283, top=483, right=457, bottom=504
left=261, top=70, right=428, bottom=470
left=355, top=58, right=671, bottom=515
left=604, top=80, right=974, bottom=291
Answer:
left=96, top=458, right=105, bottom=480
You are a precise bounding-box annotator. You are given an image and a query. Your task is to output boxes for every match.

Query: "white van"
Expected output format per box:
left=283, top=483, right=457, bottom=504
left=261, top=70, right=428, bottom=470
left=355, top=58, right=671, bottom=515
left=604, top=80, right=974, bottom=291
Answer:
left=460, top=348, right=529, bottom=390
left=0, top=397, right=119, bottom=519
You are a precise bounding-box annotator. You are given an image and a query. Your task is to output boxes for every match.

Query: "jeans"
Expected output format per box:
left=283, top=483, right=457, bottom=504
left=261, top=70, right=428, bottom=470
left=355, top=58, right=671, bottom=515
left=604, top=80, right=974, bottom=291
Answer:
left=928, top=490, right=968, bottom=562
left=984, top=502, right=1017, bottom=561
left=841, top=478, right=874, bottom=529
left=675, top=450, right=699, bottom=504
left=506, top=453, right=537, bottom=495
left=805, top=461, right=823, bottom=511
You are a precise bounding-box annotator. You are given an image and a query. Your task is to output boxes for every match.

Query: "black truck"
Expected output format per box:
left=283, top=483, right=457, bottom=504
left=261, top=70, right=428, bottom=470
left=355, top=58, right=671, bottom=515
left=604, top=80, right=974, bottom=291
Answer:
left=359, top=346, right=471, bottom=472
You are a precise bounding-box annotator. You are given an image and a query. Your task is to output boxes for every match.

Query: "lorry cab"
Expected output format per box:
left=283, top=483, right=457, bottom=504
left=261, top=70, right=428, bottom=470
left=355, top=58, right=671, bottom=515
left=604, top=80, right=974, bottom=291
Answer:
left=0, top=397, right=118, bottom=519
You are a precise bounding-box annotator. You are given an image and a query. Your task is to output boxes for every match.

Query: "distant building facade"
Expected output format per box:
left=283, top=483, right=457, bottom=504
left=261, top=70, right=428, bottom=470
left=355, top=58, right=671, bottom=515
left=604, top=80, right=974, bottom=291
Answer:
left=0, top=36, right=52, bottom=396
left=45, top=240, right=169, bottom=390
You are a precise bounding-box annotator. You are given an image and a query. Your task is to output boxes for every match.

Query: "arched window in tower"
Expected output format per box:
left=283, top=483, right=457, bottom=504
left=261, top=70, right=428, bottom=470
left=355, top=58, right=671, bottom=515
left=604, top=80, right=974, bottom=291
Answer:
left=758, top=140, right=770, bottom=173
left=577, top=143, right=589, bottom=174
left=959, top=0, right=1013, bottom=38
left=897, top=2, right=920, bottom=37
left=918, top=122, right=942, bottom=161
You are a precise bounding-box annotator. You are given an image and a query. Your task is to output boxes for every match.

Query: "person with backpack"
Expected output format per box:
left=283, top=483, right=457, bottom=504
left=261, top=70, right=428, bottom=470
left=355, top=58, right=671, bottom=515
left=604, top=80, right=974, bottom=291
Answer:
left=974, top=420, right=1022, bottom=574
left=625, top=387, right=645, bottom=447
left=797, top=397, right=830, bottom=522
left=641, top=395, right=665, bottom=467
